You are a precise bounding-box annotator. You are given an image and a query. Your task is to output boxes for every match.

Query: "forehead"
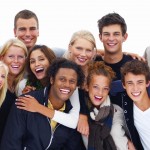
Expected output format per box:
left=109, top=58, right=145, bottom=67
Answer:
left=16, top=18, right=38, bottom=28
left=125, top=72, right=146, bottom=82
left=90, top=74, right=110, bottom=85
left=5, top=45, right=25, bottom=55
left=56, top=68, right=77, bottom=78
left=0, top=66, right=6, bottom=74
left=73, top=38, right=94, bottom=49
left=30, top=49, right=45, bottom=57
left=102, top=24, right=122, bottom=33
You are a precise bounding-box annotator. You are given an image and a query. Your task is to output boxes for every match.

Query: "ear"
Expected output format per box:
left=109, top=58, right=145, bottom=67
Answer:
left=99, top=34, right=102, bottom=42
left=85, top=84, right=89, bottom=92
left=14, top=28, right=17, bottom=37
left=122, top=83, right=126, bottom=89
left=0, top=55, right=4, bottom=61
left=146, top=80, right=150, bottom=88
left=50, top=77, right=54, bottom=85
left=123, top=33, right=128, bottom=42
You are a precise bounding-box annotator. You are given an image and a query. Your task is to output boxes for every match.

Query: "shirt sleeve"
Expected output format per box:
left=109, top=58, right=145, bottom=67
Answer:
left=52, top=88, right=80, bottom=129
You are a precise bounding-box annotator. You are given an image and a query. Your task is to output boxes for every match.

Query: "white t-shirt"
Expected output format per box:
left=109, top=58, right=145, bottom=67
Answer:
left=134, top=104, right=150, bottom=150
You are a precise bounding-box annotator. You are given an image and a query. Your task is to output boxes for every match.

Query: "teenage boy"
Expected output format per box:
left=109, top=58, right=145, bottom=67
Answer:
left=96, top=12, right=133, bottom=80
left=110, top=60, right=150, bottom=149
left=0, top=58, right=85, bottom=150
left=121, top=60, right=150, bottom=149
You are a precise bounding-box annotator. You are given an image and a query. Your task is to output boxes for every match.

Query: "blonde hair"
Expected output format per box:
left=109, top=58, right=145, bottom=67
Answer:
left=63, top=30, right=97, bottom=59
left=0, top=61, right=9, bottom=107
left=0, top=38, right=28, bottom=96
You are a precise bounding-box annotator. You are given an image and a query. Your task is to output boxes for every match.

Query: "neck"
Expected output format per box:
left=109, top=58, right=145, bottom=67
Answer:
left=135, top=94, right=150, bottom=111
left=48, top=90, right=64, bottom=110
left=7, top=73, right=16, bottom=92
left=103, top=51, right=123, bottom=64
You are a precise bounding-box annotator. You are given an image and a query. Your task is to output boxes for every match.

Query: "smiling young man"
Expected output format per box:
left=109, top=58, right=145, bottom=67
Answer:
left=0, top=58, right=85, bottom=150
left=110, top=60, right=150, bottom=149
left=121, top=60, right=150, bottom=149
left=96, top=13, right=133, bottom=80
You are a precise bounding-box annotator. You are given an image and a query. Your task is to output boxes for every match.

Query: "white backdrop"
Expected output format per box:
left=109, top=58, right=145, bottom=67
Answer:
left=0, top=0, right=150, bottom=56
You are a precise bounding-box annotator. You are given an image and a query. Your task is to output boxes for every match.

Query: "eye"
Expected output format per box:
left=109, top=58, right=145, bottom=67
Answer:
left=30, top=59, right=35, bottom=64
left=1, top=74, right=5, bottom=79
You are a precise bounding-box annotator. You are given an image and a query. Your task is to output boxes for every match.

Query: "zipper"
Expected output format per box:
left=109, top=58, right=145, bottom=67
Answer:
left=45, top=117, right=60, bottom=150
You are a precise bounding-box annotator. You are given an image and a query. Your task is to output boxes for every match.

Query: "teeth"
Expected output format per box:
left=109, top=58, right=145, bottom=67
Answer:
left=132, top=92, right=140, bottom=96
left=108, top=43, right=115, bottom=46
left=24, top=39, right=31, bottom=42
left=35, top=68, right=44, bottom=72
left=12, top=65, right=19, bottom=68
left=78, top=57, right=86, bottom=62
left=60, top=89, right=70, bottom=94
left=95, top=95, right=102, bottom=100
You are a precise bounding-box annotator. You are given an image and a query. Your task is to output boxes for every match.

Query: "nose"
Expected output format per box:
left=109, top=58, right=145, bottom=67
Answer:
left=35, top=60, right=40, bottom=66
left=108, top=34, right=115, bottom=41
left=13, top=56, right=19, bottom=63
left=80, top=50, right=86, bottom=56
left=25, top=29, right=31, bottom=36
left=133, top=84, right=139, bottom=91
left=63, top=80, right=70, bottom=87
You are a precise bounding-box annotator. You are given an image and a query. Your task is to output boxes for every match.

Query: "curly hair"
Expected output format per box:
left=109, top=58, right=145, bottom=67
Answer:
left=48, top=58, right=85, bottom=88
left=87, top=61, right=116, bottom=86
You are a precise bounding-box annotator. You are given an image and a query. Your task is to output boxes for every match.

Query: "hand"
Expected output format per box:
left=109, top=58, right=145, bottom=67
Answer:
left=125, top=52, right=146, bottom=62
left=22, top=85, right=36, bottom=94
left=15, top=95, right=40, bottom=112
left=128, top=140, right=136, bottom=150
left=77, top=114, right=89, bottom=136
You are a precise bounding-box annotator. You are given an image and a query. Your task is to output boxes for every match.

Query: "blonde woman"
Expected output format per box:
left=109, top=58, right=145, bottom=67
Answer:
left=0, top=38, right=28, bottom=142
left=0, top=61, right=9, bottom=107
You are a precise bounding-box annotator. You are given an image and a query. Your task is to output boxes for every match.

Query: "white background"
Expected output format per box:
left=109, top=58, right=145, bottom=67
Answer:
left=0, top=0, right=150, bottom=56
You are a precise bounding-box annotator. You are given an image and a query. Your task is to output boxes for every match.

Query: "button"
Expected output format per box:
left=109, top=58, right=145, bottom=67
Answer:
left=124, top=102, right=127, bottom=105
left=124, top=110, right=127, bottom=113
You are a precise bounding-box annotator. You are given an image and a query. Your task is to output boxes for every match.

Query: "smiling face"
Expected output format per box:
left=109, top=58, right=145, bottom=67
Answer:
left=1, top=45, right=26, bottom=77
left=0, top=66, right=6, bottom=90
left=14, top=18, right=39, bottom=51
left=87, top=74, right=110, bottom=107
left=50, top=68, right=77, bottom=105
left=99, top=24, right=127, bottom=54
left=123, top=72, right=149, bottom=103
left=69, top=38, right=95, bottom=67
left=30, top=49, right=50, bottom=80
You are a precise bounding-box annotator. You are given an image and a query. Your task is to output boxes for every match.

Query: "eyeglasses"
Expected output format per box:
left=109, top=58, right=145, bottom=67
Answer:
left=7, top=55, right=26, bottom=61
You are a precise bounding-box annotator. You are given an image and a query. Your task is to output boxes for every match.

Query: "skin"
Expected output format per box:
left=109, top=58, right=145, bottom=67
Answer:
left=49, top=68, right=77, bottom=109
left=14, top=18, right=39, bottom=51
left=16, top=68, right=78, bottom=111
left=0, top=67, right=6, bottom=89
left=69, top=38, right=95, bottom=71
left=1, top=45, right=26, bottom=77
left=123, top=73, right=150, bottom=111
left=87, top=74, right=110, bottom=107
left=99, top=24, right=128, bottom=63
left=30, top=49, right=50, bottom=80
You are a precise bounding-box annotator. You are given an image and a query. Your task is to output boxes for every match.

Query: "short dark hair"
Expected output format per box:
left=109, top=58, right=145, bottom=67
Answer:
left=97, top=12, right=127, bottom=36
left=48, top=58, right=85, bottom=87
left=14, top=9, right=39, bottom=29
left=121, top=60, right=150, bottom=85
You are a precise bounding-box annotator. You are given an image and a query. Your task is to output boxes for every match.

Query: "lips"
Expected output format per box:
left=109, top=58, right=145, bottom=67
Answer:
left=35, top=67, right=44, bottom=73
left=94, top=95, right=103, bottom=101
left=60, top=88, right=70, bottom=94
left=131, top=92, right=141, bottom=97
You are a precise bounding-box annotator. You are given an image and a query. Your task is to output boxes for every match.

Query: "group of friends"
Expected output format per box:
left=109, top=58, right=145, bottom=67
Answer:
left=0, top=9, right=149, bottom=150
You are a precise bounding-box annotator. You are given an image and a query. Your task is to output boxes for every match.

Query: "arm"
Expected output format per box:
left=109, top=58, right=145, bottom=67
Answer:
left=111, top=104, right=135, bottom=150
left=16, top=88, right=80, bottom=129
